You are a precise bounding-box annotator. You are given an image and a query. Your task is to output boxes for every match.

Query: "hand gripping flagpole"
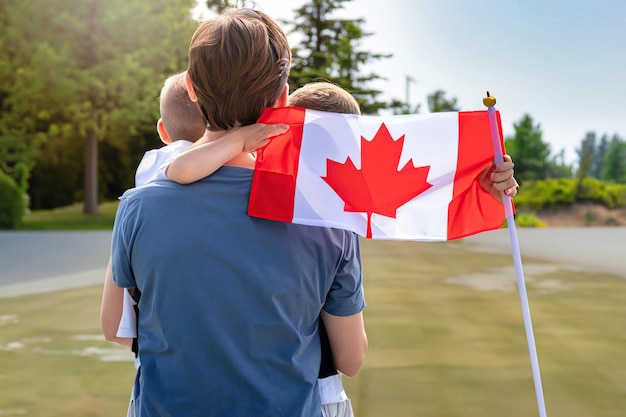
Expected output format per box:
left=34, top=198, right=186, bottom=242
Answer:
left=483, top=92, right=547, bottom=417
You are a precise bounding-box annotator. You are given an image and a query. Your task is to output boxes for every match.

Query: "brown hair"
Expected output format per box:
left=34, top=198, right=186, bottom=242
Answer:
left=159, top=72, right=207, bottom=141
left=288, top=82, right=361, bottom=115
left=188, top=9, right=291, bottom=130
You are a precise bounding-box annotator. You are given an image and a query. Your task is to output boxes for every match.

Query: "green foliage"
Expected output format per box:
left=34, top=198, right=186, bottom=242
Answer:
left=591, top=134, right=610, bottom=178
left=0, top=0, right=199, bottom=210
left=387, top=98, right=421, bottom=115
left=504, top=114, right=551, bottom=182
left=19, top=201, right=118, bottom=230
left=514, top=178, right=576, bottom=210
left=427, top=89, right=459, bottom=112
left=514, top=177, right=626, bottom=210
left=601, top=134, right=626, bottom=183
left=575, top=132, right=596, bottom=185
left=0, top=171, right=25, bottom=229
left=513, top=211, right=547, bottom=228
left=576, top=177, right=626, bottom=208
left=573, top=132, right=625, bottom=184
left=206, top=0, right=253, bottom=13
left=546, top=149, right=573, bottom=178
left=285, top=0, right=391, bottom=114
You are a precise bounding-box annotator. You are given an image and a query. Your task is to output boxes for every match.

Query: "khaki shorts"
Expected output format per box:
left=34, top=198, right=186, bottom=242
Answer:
left=321, top=398, right=354, bottom=417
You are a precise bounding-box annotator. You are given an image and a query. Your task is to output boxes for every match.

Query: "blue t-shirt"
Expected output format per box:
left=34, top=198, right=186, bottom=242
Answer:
left=112, top=166, right=365, bottom=417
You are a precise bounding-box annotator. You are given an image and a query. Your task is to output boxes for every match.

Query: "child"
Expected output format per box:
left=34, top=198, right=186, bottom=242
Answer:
left=164, top=81, right=361, bottom=417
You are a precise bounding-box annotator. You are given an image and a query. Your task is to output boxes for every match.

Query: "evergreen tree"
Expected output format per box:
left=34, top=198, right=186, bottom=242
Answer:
left=590, top=134, right=610, bottom=178
left=285, top=0, right=391, bottom=114
left=575, top=132, right=596, bottom=192
left=546, top=149, right=573, bottom=179
left=388, top=98, right=421, bottom=115
left=504, top=114, right=551, bottom=182
left=602, top=134, right=626, bottom=183
left=427, top=89, right=459, bottom=112
left=206, top=0, right=255, bottom=14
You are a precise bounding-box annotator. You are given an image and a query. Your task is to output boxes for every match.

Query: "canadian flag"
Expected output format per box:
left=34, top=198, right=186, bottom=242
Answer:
left=248, top=107, right=512, bottom=241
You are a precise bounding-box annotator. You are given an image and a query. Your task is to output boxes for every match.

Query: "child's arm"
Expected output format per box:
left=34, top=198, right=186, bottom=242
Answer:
left=166, top=123, right=289, bottom=184
left=100, top=259, right=133, bottom=347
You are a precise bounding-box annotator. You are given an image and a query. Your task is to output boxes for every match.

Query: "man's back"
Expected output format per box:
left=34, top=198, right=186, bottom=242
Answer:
left=112, top=166, right=364, bottom=417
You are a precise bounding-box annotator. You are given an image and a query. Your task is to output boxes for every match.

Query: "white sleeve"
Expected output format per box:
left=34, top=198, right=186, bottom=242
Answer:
left=116, top=289, right=138, bottom=338
left=135, top=149, right=161, bottom=186
left=135, top=141, right=193, bottom=186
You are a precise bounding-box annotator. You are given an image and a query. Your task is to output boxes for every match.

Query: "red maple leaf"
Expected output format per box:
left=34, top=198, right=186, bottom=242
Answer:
left=322, top=123, right=433, bottom=238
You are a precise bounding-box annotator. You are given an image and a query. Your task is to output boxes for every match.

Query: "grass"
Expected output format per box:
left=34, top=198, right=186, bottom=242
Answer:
left=1, top=238, right=625, bottom=416
left=18, top=201, right=119, bottom=230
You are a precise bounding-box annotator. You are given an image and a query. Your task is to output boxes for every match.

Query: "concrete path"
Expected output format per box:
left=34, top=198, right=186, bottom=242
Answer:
left=0, top=231, right=111, bottom=298
left=0, top=227, right=624, bottom=299
left=461, top=227, right=626, bottom=278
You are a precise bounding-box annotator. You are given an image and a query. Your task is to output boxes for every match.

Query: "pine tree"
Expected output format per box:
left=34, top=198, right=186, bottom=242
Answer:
left=590, top=134, right=610, bottom=179
left=285, top=0, right=391, bottom=114
left=504, top=114, right=551, bottom=182
left=427, top=90, right=459, bottom=112
left=602, top=134, right=626, bottom=183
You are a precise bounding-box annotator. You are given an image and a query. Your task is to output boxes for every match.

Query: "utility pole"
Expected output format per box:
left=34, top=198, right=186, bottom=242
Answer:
left=405, top=75, right=416, bottom=111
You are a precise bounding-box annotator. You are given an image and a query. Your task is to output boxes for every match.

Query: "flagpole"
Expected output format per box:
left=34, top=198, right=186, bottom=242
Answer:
left=483, top=92, right=548, bottom=417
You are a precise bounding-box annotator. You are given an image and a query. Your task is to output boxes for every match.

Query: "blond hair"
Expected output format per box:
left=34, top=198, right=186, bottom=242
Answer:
left=288, top=82, right=361, bottom=115
left=159, top=72, right=207, bottom=141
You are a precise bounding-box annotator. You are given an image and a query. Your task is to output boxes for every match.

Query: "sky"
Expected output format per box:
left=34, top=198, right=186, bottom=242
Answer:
left=197, top=0, right=626, bottom=165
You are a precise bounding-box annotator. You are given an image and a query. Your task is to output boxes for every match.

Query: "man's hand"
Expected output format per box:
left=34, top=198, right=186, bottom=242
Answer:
left=479, top=154, right=519, bottom=202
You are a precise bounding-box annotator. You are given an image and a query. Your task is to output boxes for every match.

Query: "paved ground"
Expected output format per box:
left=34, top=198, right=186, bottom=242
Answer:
left=0, top=227, right=624, bottom=299
left=0, top=231, right=111, bottom=298
left=462, top=227, right=626, bottom=278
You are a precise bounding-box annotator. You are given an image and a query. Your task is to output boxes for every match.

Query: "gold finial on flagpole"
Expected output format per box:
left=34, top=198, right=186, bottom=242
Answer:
left=483, top=91, right=496, bottom=107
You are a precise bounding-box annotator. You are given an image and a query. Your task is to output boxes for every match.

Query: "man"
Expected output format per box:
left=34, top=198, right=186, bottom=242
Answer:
left=111, top=9, right=367, bottom=417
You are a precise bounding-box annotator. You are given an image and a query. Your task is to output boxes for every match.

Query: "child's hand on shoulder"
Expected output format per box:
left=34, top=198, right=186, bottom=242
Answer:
left=238, top=123, right=290, bottom=152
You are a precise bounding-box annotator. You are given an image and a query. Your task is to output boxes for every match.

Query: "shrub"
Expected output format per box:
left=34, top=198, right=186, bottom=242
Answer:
left=0, top=171, right=25, bottom=229
left=514, top=212, right=547, bottom=228
left=514, top=178, right=576, bottom=210
left=515, top=178, right=626, bottom=210
left=576, top=177, right=626, bottom=209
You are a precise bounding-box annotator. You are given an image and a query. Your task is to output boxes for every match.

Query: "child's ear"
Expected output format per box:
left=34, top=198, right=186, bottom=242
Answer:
left=185, top=71, right=198, bottom=102
left=156, top=118, right=172, bottom=145
left=273, top=83, right=289, bottom=108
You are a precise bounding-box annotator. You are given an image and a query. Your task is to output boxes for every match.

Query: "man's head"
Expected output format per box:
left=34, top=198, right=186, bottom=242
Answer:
left=187, top=8, right=291, bottom=131
left=157, top=72, right=207, bottom=144
left=288, top=82, right=361, bottom=116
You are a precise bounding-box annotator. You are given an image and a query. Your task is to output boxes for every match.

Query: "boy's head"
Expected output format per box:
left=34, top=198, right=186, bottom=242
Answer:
left=288, top=82, right=361, bottom=116
left=187, top=8, right=291, bottom=131
left=157, top=72, right=207, bottom=144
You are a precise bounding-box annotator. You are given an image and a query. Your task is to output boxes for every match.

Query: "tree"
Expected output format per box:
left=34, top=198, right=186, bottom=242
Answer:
left=285, top=0, right=391, bottom=114
left=388, top=98, right=421, bottom=115
left=206, top=0, right=256, bottom=14
left=575, top=132, right=596, bottom=192
left=590, top=133, right=610, bottom=179
left=0, top=0, right=198, bottom=212
left=546, top=149, right=573, bottom=179
left=427, top=89, right=459, bottom=112
left=504, top=114, right=551, bottom=182
left=602, top=134, right=626, bottom=183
